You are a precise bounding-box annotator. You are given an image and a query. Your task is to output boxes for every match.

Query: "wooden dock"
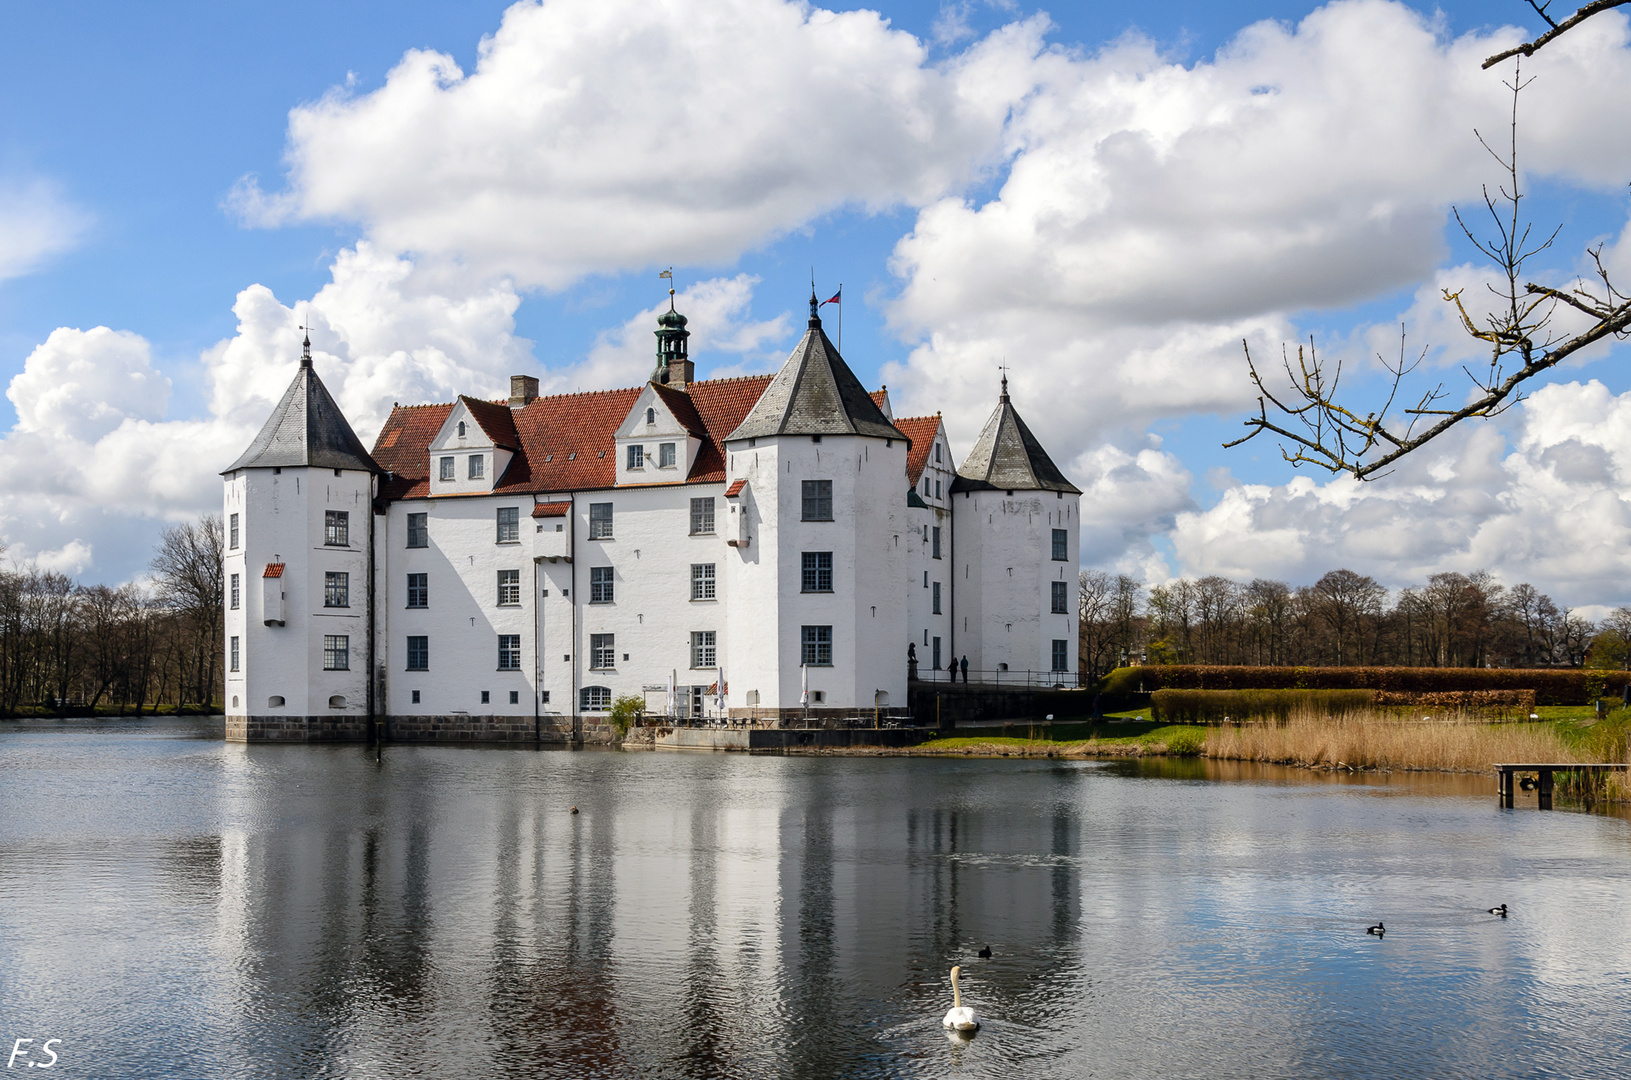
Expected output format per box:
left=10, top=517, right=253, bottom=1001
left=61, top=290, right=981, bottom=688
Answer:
left=1494, top=763, right=1628, bottom=809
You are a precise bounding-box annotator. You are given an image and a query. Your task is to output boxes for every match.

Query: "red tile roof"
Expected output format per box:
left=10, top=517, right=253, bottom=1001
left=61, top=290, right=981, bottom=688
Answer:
left=895, top=415, right=942, bottom=484
left=263, top=563, right=285, bottom=579
left=368, top=374, right=775, bottom=502
left=725, top=479, right=746, bottom=498
left=531, top=502, right=571, bottom=518
left=462, top=395, right=520, bottom=450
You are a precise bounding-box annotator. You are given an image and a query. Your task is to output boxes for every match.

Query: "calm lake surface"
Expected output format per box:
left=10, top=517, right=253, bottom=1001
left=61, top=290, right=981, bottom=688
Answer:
left=3, top=719, right=1630, bottom=1079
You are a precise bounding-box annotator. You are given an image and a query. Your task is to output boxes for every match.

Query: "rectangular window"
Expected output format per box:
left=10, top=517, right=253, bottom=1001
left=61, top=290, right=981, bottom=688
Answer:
left=509, top=690, right=519, bottom=705
left=1052, top=580, right=1069, bottom=614
left=690, top=496, right=715, bottom=535
left=439, top=456, right=455, bottom=481
left=324, top=572, right=349, bottom=608
left=482, top=690, right=490, bottom=704
left=323, top=635, right=349, bottom=671
left=935, top=443, right=942, bottom=463
left=496, top=506, right=519, bottom=543
left=931, top=526, right=942, bottom=560
left=498, top=634, right=521, bottom=670
left=411, top=690, right=420, bottom=704
left=1052, top=639, right=1069, bottom=672
left=406, top=635, right=428, bottom=671
left=589, top=502, right=613, bottom=539
left=932, top=636, right=941, bottom=671
left=230, top=573, right=240, bottom=610
left=407, top=512, right=428, bottom=548
left=801, top=551, right=833, bottom=593
left=935, top=480, right=942, bottom=499
left=932, top=581, right=941, bottom=614
left=801, top=479, right=832, bottom=521
left=498, top=569, right=521, bottom=606
left=580, top=685, right=611, bottom=711
left=590, top=633, right=615, bottom=669
left=325, top=510, right=349, bottom=546
left=229, top=635, right=240, bottom=672
left=407, top=573, right=428, bottom=608
left=1052, top=528, right=1068, bottom=561
left=691, top=630, right=717, bottom=669
left=801, top=625, right=833, bottom=666
left=229, top=513, right=239, bottom=550
left=468, top=454, right=485, bottom=480
left=627, top=444, right=644, bottom=469
left=659, top=442, right=677, bottom=468
left=590, top=566, right=614, bottom=603
left=691, top=563, right=716, bottom=600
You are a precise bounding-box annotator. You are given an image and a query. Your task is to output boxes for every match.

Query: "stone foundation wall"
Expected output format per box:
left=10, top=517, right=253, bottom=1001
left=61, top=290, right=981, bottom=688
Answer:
left=227, top=714, right=371, bottom=742
left=226, top=713, right=618, bottom=745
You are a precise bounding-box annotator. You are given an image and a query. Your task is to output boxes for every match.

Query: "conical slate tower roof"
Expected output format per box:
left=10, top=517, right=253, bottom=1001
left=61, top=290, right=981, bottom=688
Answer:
left=951, top=379, right=1080, bottom=494
left=727, top=295, right=903, bottom=442
left=223, top=337, right=381, bottom=474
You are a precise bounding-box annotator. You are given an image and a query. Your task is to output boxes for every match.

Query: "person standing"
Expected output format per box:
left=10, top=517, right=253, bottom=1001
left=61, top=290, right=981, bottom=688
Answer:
left=960, top=655, right=969, bottom=684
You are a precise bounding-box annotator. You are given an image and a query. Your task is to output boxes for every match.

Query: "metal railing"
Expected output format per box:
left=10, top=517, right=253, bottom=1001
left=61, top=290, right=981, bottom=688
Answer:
left=911, top=667, right=1085, bottom=689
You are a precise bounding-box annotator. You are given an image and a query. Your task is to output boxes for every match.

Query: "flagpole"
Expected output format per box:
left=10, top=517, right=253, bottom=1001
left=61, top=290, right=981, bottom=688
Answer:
left=837, top=284, right=842, bottom=353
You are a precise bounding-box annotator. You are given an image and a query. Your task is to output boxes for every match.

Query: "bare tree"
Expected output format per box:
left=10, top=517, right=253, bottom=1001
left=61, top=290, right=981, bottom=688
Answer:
left=150, top=515, right=224, bottom=708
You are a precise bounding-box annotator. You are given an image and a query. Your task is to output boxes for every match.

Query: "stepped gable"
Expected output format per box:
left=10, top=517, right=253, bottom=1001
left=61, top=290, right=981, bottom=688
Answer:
left=894, top=415, right=942, bottom=485
left=225, top=340, right=380, bottom=475
left=727, top=297, right=904, bottom=442
left=369, top=374, right=775, bottom=499
left=951, top=381, right=1080, bottom=495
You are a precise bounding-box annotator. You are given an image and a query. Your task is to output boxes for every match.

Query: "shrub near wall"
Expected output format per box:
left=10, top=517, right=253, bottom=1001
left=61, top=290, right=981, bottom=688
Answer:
left=1105, top=665, right=1628, bottom=706
left=1151, top=689, right=1376, bottom=724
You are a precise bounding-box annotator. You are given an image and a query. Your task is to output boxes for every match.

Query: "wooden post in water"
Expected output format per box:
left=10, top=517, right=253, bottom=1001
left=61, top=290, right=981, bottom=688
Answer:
left=1538, top=768, right=1554, bottom=811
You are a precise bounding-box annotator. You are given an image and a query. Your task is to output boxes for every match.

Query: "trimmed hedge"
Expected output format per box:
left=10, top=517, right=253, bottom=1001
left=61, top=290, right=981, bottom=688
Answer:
left=1374, top=689, right=1536, bottom=713
left=1099, top=664, right=1628, bottom=707
left=1151, top=688, right=1375, bottom=724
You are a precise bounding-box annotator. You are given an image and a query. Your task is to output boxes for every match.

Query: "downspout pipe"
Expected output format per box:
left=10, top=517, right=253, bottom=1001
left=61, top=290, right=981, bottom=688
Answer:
left=367, top=471, right=379, bottom=745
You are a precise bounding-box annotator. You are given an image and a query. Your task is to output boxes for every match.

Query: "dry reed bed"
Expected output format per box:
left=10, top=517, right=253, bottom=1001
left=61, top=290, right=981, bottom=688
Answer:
left=1202, top=708, right=1581, bottom=772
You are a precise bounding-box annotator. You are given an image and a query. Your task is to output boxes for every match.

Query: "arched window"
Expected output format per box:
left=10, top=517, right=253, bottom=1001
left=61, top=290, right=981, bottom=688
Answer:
left=457, top=421, right=466, bottom=436
left=646, top=408, right=655, bottom=425
left=268, top=696, right=285, bottom=708
left=328, top=695, right=347, bottom=709
left=579, top=685, right=611, bottom=711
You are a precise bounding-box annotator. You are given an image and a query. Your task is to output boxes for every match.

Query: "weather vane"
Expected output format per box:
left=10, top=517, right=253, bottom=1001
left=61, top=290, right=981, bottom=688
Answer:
left=659, top=267, right=675, bottom=309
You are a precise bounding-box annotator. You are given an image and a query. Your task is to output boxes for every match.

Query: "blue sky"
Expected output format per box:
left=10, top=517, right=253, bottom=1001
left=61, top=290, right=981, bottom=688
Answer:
left=3, top=0, right=1630, bottom=612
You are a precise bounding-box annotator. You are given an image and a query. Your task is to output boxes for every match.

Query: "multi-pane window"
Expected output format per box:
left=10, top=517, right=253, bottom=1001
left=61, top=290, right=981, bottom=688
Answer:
left=932, top=581, right=941, bottom=615
left=1051, top=580, right=1069, bottom=614
left=932, top=636, right=941, bottom=670
left=690, top=497, right=715, bottom=534
left=590, top=634, right=615, bottom=669
left=802, top=552, right=833, bottom=593
left=660, top=443, right=676, bottom=468
left=323, top=635, right=349, bottom=671
left=932, top=526, right=942, bottom=559
left=324, top=572, right=349, bottom=608
left=801, top=479, right=833, bottom=521
left=406, top=636, right=429, bottom=671
left=439, top=456, right=455, bottom=481
left=627, top=444, right=644, bottom=469
left=580, top=685, right=611, bottom=711
left=230, top=573, right=240, bottom=610
left=407, top=573, right=428, bottom=608
left=691, top=563, right=716, bottom=600
left=1052, top=528, right=1068, bottom=561
left=468, top=454, right=485, bottom=480
left=229, top=513, right=239, bottom=550
left=498, top=569, right=521, bottom=606
left=325, top=510, right=349, bottom=546
left=691, top=630, right=717, bottom=668
left=496, top=506, right=519, bottom=543
left=589, top=502, right=613, bottom=539
left=801, top=625, right=833, bottom=666
left=498, top=634, right=521, bottom=670
left=229, top=636, right=240, bottom=672
left=590, top=566, right=614, bottom=603
left=407, top=512, right=428, bottom=548
left=1052, top=639, right=1069, bottom=672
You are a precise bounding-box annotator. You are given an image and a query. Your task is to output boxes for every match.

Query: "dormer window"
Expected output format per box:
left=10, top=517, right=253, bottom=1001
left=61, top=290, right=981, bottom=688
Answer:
left=457, top=421, right=466, bottom=437
left=659, top=443, right=676, bottom=468
left=628, top=445, right=644, bottom=469
left=439, top=456, right=455, bottom=481
left=468, top=455, right=484, bottom=480
left=646, top=408, right=655, bottom=425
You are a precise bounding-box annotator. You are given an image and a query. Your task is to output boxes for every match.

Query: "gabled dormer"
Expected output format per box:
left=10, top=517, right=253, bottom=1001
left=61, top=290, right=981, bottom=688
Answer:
left=614, top=383, right=706, bottom=485
left=428, top=395, right=519, bottom=496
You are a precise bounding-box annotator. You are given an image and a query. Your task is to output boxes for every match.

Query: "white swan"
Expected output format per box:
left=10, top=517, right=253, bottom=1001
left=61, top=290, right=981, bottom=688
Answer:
left=942, top=965, right=980, bottom=1031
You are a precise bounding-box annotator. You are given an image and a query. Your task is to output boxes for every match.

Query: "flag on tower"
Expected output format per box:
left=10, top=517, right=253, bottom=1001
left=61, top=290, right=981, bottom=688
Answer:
left=821, top=288, right=840, bottom=306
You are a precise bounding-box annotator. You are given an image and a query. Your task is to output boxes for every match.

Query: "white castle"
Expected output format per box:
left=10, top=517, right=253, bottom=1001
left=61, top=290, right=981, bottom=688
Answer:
left=221, top=292, right=1081, bottom=741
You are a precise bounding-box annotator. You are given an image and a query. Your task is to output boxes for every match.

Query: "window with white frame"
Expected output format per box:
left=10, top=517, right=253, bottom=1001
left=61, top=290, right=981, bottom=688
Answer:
left=439, top=456, right=455, bottom=481
left=590, top=633, right=615, bottom=669
left=407, top=512, right=428, bottom=548
left=1052, top=580, right=1069, bottom=614
left=801, top=625, right=832, bottom=666
left=323, top=635, right=349, bottom=671
left=325, top=510, right=349, bottom=546
left=691, top=563, right=716, bottom=600
left=590, top=566, right=613, bottom=603
left=659, top=443, right=676, bottom=468
left=496, top=507, right=519, bottom=543
left=801, top=479, right=832, bottom=521
left=498, top=634, right=522, bottom=670
left=627, top=444, right=644, bottom=469
left=229, top=636, right=240, bottom=672
left=468, top=454, right=485, bottom=480
left=324, top=572, right=349, bottom=608
left=407, top=573, right=427, bottom=608
left=589, top=502, right=613, bottom=539
left=406, top=636, right=428, bottom=671
left=229, top=513, right=239, bottom=549
left=580, top=685, right=611, bottom=711
left=690, top=497, right=714, bottom=534
left=1052, top=639, right=1069, bottom=672
left=691, top=630, right=716, bottom=668
left=801, top=552, right=833, bottom=593
left=230, top=573, right=240, bottom=610
left=498, top=569, right=521, bottom=606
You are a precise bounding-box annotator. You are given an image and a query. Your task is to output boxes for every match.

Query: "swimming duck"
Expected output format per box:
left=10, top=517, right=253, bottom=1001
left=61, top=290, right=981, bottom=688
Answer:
left=1488, top=904, right=1507, bottom=918
left=1366, top=922, right=1385, bottom=937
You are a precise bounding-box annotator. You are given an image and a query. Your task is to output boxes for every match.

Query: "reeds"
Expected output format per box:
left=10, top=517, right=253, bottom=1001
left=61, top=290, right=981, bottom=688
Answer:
left=1202, top=706, right=1583, bottom=772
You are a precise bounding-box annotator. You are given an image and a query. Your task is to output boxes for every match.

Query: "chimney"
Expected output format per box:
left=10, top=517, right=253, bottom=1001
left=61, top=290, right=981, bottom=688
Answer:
left=509, top=375, right=539, bottom=408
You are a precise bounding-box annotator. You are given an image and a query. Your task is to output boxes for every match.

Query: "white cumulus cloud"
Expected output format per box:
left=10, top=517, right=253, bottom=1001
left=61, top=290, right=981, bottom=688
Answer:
left=0, top=177, right=90, bottom=283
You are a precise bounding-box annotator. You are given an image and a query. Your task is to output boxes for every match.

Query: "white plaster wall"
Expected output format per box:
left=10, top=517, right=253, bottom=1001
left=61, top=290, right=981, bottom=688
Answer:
left=614, top=385, right=702, bottom=485
left=956, top=488, right=1079, bottom=679
left=904, top=426, right=957, bottom=675
left=427, top=400, right=513, bottom=497
left=722, top=442, right=781, bottom=712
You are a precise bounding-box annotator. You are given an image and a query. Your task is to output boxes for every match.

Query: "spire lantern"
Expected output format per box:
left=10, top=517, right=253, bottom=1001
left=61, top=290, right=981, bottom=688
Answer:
left=652, top=296, right=693, bottom=389
left=301, top=330, right=312, bottom=368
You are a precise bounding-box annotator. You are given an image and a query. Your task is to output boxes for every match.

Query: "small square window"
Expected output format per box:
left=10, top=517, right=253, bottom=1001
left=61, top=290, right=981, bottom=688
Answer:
left=325, top=510, right=349, bottom=546
left=439, top=456, right=455, bottom=481
left=407, top=513, right=428, bottom=548
left=660, top=442, right=677, bottom=468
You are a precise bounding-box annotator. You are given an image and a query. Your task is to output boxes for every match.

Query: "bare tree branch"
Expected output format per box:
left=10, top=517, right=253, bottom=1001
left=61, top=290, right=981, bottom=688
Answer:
left=1483, top=0, right=1631, bottom=68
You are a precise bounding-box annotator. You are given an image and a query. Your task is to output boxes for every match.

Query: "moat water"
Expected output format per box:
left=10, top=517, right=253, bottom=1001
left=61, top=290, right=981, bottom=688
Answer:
left=3, top=717, right=1630, bottom=1078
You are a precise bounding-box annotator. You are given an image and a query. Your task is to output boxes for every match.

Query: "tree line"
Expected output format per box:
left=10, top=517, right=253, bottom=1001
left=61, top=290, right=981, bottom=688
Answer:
left=0, top=516, right=223, bottom=715
left=1078, top=567, right=1631, bottom=680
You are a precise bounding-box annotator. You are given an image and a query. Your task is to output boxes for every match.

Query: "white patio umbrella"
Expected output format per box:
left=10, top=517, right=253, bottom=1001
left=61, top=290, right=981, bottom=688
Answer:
left=801, top=663, right=809, bottom=708
left=716, top=665, right=726, bottom=716
left=668, top=668, right=678, bottom=721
